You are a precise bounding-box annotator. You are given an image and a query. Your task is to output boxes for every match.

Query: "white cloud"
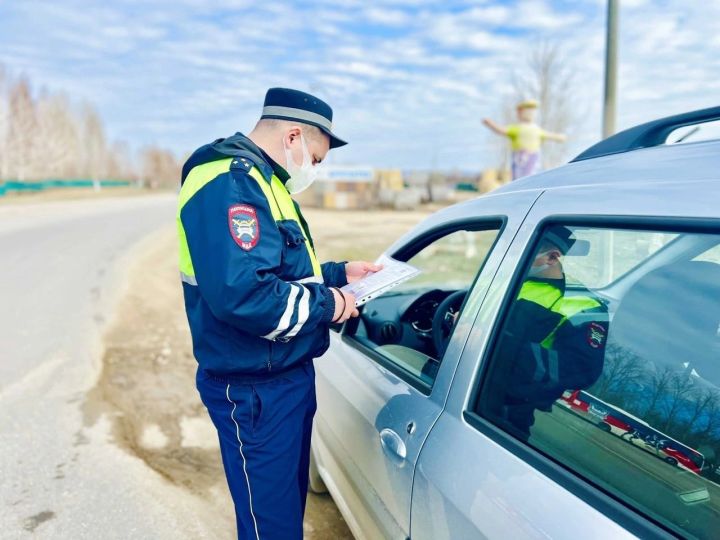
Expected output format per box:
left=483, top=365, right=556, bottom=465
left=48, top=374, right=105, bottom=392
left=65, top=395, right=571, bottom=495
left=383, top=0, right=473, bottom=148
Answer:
left=512, top=0, right=584, bottom=29
left=2, top=0, right=718, bottom=169
left=365, top=7, right=412, bottom=26
left=428, top=16, right=519, bottom=51
left=337, top=62, right=385, bottom=77
left=432, top=79, right=484, bottom=100
left=464, top=6, right=511, bottom=25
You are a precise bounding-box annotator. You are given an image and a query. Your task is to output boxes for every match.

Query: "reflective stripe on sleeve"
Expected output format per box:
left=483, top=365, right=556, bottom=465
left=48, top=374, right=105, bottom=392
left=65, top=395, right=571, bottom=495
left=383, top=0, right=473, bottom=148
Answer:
left=297, top=275, right=324, bottom=284
left=283, top=285, right=311, bottom=339
left=261, top=284, right=300, bottom=341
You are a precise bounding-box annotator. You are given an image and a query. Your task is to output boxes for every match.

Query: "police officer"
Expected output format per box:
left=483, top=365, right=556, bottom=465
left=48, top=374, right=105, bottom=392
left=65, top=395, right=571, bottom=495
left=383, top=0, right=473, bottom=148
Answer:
left=177, top=88, right=381, bottom=538
left=489, top=226, right=608, bottom=440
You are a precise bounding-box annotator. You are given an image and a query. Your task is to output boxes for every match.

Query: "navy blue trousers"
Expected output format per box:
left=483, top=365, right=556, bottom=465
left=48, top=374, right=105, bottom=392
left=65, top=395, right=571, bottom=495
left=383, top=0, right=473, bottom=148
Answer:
left=196, top=362, right=316, bottom=539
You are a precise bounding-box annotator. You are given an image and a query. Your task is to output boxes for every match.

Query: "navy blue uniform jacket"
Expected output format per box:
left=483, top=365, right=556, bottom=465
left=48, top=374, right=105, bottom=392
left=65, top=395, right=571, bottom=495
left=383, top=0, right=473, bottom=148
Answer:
left=179, top=133, right=347, bottom=379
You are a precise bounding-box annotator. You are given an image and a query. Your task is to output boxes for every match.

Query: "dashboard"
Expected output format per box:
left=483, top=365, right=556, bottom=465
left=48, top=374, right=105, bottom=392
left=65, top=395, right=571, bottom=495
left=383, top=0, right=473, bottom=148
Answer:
left=357, top=288, right=457, bottom=357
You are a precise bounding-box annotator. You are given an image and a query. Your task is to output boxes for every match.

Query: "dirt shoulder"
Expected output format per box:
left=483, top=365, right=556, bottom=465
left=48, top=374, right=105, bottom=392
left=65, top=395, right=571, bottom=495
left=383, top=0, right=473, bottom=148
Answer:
left=86, top=208, right=431, bottom=538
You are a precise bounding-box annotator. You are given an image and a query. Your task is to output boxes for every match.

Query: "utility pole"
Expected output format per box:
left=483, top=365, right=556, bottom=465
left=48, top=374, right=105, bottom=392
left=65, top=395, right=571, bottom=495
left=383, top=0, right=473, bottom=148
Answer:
left=602, top=0, right=619, bottom=138
left=602, top=0, right=619, bottom=284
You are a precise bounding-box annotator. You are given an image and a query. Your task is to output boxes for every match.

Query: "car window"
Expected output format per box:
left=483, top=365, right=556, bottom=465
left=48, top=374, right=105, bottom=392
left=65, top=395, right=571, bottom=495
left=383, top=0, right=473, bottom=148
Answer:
left=667, top=119, right=720, bottom=146
left=348, top=226, right=501, bottom=391
left=475, top=224, right=720, bottom=539
left=560, top=228, right=678, bottom=288
left=694, top=244, right=720, bottom=263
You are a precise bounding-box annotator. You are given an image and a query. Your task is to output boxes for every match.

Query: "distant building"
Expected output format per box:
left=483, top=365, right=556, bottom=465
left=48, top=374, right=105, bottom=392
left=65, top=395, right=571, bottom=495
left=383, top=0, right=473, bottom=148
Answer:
left=294, top=166, right=377, bottom=209
left=317, top=166, right=375, bottom=183
left=292, top=166, right=455, bottom=211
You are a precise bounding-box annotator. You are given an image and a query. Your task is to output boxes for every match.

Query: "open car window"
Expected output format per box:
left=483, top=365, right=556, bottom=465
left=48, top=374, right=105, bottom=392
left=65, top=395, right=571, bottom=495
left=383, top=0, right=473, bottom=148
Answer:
left=345, top=225, right=501, bottom=393
left=474, top=223, right=720, bottom=539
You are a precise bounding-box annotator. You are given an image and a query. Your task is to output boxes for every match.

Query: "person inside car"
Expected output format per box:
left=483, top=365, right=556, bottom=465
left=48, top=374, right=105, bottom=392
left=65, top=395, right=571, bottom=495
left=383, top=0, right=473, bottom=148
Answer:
left=488, top=226, right=609, bottom=441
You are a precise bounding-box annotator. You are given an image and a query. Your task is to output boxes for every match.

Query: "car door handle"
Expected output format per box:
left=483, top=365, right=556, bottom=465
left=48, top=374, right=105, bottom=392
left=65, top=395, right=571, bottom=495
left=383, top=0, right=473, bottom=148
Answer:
left=379, top=428, right=407, bottom=460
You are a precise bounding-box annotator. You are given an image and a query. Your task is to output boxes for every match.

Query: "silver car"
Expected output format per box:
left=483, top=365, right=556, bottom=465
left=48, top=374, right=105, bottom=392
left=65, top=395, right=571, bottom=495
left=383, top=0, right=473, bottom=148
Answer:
left=311, top=107, right=720, bottom=539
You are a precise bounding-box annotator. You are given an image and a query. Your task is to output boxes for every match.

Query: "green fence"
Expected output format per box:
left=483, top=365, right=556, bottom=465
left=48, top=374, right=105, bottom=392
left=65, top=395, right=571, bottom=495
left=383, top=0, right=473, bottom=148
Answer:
left=0, top=179, right=132, bottom=197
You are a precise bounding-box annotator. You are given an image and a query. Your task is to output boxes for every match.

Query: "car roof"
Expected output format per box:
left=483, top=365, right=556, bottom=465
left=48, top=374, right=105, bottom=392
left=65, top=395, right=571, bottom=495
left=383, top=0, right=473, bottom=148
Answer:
left=492, top=138, right=720, bottom=195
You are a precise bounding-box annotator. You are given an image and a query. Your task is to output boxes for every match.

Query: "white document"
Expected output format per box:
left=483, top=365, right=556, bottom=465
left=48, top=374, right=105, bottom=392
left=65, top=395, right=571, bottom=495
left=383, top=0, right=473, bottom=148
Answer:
left=340, top=254, right=421, bottom=306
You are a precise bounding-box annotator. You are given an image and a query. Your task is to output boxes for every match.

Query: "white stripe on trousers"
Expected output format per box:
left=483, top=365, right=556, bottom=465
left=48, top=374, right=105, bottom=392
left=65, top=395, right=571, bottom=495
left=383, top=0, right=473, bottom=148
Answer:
left=226, top=384, right=260, bottom=540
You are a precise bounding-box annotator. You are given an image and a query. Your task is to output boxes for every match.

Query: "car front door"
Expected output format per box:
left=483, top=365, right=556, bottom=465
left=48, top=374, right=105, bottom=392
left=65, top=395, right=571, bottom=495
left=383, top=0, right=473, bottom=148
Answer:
left=411, top=179, right=720, bottom=539
left=313, top=190, right=540, bottom=539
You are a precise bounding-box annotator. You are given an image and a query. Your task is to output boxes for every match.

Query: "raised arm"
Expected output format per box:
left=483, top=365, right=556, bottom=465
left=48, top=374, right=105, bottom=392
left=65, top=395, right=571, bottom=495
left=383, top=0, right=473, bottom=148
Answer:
left=542, top=130, right=567, bottom=143
left=483, top=118, right=509, bottom=137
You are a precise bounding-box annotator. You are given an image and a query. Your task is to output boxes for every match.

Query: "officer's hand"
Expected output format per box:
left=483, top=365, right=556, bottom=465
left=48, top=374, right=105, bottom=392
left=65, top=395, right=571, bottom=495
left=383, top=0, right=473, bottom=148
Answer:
left=345, top=261, right=383, bottom=284
left=331, top=288, right=359, bottom=323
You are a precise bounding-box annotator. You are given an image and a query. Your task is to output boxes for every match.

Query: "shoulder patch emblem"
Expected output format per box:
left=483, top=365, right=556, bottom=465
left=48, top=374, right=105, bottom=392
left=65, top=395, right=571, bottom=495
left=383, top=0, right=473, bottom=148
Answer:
left=587, top=322, right=607, bottom=349
left=228, top=204, right=260, bottom=251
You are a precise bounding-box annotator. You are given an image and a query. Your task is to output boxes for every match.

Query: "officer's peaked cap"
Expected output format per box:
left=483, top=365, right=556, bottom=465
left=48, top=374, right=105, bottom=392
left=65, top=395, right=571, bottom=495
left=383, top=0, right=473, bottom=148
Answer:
left=540, top=225, right=592, bottom=256
left=261, top=88, right=348, bottom=149
left=543, top=226, right=576, bottom=255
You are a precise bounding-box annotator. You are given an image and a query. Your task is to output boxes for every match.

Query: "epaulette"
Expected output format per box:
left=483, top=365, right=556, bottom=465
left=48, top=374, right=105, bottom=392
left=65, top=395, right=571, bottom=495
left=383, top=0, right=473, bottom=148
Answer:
left=230, top=156, right=253, bottom=172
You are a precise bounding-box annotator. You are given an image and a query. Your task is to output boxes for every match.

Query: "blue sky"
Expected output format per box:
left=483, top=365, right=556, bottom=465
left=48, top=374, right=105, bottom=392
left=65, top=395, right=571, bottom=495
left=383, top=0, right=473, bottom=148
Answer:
left=1, top=0, right=719, bottom=169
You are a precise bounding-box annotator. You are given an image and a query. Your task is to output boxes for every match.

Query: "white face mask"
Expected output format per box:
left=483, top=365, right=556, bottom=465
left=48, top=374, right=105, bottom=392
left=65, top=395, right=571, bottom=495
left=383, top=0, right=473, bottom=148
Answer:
left=527, top=250, right=552, bottom=278
left=527, top=263, right=551, bottom=278
left=283, top=133, right=318, bottom=194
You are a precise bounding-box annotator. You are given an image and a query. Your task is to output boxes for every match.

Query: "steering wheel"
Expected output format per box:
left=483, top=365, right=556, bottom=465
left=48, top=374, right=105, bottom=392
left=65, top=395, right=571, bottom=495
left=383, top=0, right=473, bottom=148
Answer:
left=431, top=290, right=468, bottom=357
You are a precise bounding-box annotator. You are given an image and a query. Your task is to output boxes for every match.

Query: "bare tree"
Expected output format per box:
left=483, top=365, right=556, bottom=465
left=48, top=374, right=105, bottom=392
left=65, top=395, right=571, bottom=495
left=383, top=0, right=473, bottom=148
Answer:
left=0, top=64, right=9, bottom=180
left=643, top=366, right=675, bottom=418
left=661, top=372, right=695, bottom=432
left=678, top=387, right=717, bottom=440
left=0, top=63, right=176, bottom=188
left=106, top=140, right=135, bottom=181
left=78, top=103, right=107, bottom=189
left=698, top=391, right=720, bottom=440
left=7, top=77, right=39, bottom=181
left=593, top=345, right=646, bottom=401
left=139, top=146, right=181, bottom=189
left=505, top=41, right=580, bottom=169
left=36, top=91, right=81, bottom=179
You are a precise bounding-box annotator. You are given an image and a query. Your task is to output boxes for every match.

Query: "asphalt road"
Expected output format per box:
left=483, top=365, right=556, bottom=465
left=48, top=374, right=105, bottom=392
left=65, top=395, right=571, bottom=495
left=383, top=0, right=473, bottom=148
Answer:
left=0, top=194, right=231, bottom=538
